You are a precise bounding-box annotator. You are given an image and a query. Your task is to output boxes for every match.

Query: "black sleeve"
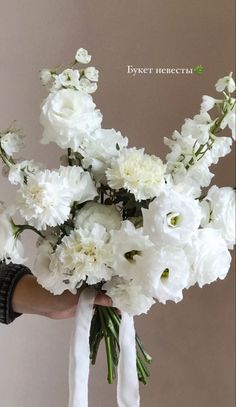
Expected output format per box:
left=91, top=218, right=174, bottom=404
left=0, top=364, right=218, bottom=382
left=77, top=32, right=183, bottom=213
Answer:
left=0, top=262, right=32, bottom=325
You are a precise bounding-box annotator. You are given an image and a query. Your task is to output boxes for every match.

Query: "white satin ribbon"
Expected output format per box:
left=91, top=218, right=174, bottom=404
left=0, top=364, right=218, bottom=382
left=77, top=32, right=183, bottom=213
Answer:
left=68, top=287, right=96, bottom=407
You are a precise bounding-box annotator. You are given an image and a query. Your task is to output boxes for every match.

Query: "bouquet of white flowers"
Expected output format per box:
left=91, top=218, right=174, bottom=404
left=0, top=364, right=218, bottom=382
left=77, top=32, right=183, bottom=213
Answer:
left=0, top=48, right=235, bottom=407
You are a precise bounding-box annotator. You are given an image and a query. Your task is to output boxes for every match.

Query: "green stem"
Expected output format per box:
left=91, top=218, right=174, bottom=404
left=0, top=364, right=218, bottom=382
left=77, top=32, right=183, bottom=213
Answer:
left=14, top=224, right=45, bottom=239
left=98, top=307, right=114, bottom=384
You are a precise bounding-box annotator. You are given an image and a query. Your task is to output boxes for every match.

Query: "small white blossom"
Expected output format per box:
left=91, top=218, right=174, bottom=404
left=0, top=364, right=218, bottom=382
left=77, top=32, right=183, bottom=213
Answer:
left=0, top=132, right=24, bottom=156
left=8, top=160, right=43, bottom=185
left=215, top=73, right=236, bottom=93
left=75, top=48, right=91, bottom=64
left=79, top=78, right=98, bottom=94
left=58, top=68, right=80, bottom=89
left=84, top=67, right=99, bottom=82
left=200, top=95, right=220, bottom=113
left=40, top=69, right=52, bottom=85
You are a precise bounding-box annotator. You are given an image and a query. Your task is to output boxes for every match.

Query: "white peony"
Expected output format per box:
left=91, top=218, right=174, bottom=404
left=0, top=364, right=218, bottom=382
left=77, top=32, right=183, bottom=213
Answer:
left=75, top=202, right=121, bottom=232
left=106, top=148, right=166, bottom=201
left=84, top=67, right=99, bottom=82
left=103, top=277, right=155, bottom=316
left=215, top=73, right=236, bottom=93
left=0, top=204, right=26, bottom=264
left=75, top=48, right=91, bottom=64
left=186, top=228, right=232, bottom=288
left=40, top=89, right=102, bottom=151
left=0, top=132, right=24, bottom=156
left=200, top=186, right=235, bottom=249
left=142, top=189, right=202, bottom=245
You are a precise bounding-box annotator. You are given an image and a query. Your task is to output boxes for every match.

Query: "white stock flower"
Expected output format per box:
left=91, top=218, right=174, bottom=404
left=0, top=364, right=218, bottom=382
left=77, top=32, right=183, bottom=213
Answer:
left=186, top=228, right=231, bottom=288
left=40, top=69, right=52, bottom=85
left=142, top=189, right=202, bottom=245
left=81, top=128, right=128, bottom=181
left=58, top=166, right=97, bottom=203
left=75, top=202, right=121, bottom=232
left=40, top=89, right=102, bottom=151
left=58, top=69, right=80, bottom=89
left=215, top=73, right=236, bottom=93
left=106, top=148, right=166, bottom=201
left=84, top=67, right=99, bottom=82
left=75, top=48, right=92, bottom=64
left=0, top=132, right=24, bottom=156
left=0, top=204, right=26, bottom=264
left=8, top=160, right=43, bottom=185
left=79, top=78, right=97, bottom=94
left=103, top=277, right=155, bottom=316
left=200, top=186, right=235, bottom=249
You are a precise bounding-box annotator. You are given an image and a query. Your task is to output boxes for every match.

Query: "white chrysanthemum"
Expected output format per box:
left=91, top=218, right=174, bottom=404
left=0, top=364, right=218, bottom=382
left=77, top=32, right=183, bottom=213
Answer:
left=17, top=169, right=72, bottom=230
left=75, top=202, right=121, bottom=232
left=186, top=228, right=231, bottom=288
left=103, top=277, right=155, bottom=316
left=0, top=132, right=24, bottom=156
left=0, top=204, right=26, bottom=264
left=58, top=166, right=97, bottom=203
left=215, top=73, right=235, bottom=93
left=49, top=224, right=113, bottom=289
left=142, top=189, right=202, bottom=245
left=40, top=89, right=102, bottom=151
left=75, top=48, right=91, bottom=64
left=58, top=69, right=80, bottom=89
left=84, top=67, right=99, bottom=82
left=8, top=160, right=43, bottom=185
left=200, top=186, right=235, bottom=249
left=147, top=246, right=190, bottom=304
left=106, top=148, right=166, bottom=201
left=81, top=128, right=128, bottom=181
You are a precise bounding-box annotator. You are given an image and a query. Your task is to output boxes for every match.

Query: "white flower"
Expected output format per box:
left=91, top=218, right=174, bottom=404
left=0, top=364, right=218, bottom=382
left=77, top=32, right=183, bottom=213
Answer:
left=84, top=67, right=99, bottom=82
left=181, top=113, right=212, bottom=144
left=58, top=69, right=80, bottom=89
left=81, top=128, right=128, bottom=181
left=0, top=132, right=24, bottom=156
left=148, top=246, right=190, bottom=304
left=200, top=96, right=220, bottom=113
left=40, top=69, right=52, bottom=85
left=75, top=48, right=92, bottom=64
left=142, top=189, right=202, bottom=245
left=106, top=148, right=166, bottom=201
left=205, top=136, right=232, bottom=164
left=40, top=89, right=102, bottom=151
left=58, top=166, right=97, bottom=203
left=220, top=104, right=235, bottom=140
left=49, top=224, right=113, bottom=289
left=215, top=73, right=235, bottom=93
left=200, top=186, right=235, bottom=249
left=0, top=204, right=26, bottom=264
left=8, top=160, right=43, bottom=185
left=103, top=277, right=155, bottom=316
left=186, top=228, right=231, bottom=288
left=16, top=169, right=72, bottom=230
left=165, top=131, right=200, bottom=166
left=75, top=202, right=121, bottom=232
left=78, top=78, right=97, bottom=94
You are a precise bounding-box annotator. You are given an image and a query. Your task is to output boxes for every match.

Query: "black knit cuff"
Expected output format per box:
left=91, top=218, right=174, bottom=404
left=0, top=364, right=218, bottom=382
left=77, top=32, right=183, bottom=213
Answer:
left=0, top=262, right=32, bottom=325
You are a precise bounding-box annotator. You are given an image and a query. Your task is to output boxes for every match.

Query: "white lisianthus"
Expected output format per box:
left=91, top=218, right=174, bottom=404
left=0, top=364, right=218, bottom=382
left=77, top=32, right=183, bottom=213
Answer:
left=148, top=246, right=190, bottom=304
left=200, top=96, right=220, bottom=113
left=142, top=189, right=202, bottom=245
left=58, top=166, right=97, bottom=203
left=81, top=128, right=128, bottom=181
left=106, top=148, right=166, bottom=201
left=103, top=277, right=155, bottom=316
left=58, top=69, right=80, bottom=89
left=200, top=186, right=235, bottom=249
left=0, top=132, right=24, bottom=156
left=0, top=204, right=26, bottom=264
left=84, top=67, right=99, bottom=82
left=40, top=89, right=102, bottom=151
left=49, top=224, right=113, bottom=290
left=40, top=69, right=52, bottom=85
left=79, top=78, right=97, bottom=94
left=215, top=73, right=236, bottom=93
left=8, top=160, right=43, bottom=185
left=75, top=48, right=91, bottom=64
left=16, top=169, right=72, bottom=230
left=186, top=228, right=231, bottom=288
left=75, top=202, right=121, bottom=232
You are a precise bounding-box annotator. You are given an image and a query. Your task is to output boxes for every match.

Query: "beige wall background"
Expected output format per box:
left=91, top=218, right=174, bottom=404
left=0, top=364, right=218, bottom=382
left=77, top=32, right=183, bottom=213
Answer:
left=0, top=1, right=235, bottom=406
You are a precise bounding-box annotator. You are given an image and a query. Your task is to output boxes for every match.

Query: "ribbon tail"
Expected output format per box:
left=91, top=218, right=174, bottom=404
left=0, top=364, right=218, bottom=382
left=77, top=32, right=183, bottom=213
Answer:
left=117, top=312, right=140, bottom=407
left=68, top=287, right=96, bottom=407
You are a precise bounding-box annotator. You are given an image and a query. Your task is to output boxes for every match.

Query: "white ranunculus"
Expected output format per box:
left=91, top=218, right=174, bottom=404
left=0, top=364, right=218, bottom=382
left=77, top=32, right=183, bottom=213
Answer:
left=142, top=189, right=202, bottom=245
left=40, top=69, right=52, bottom=85
left=106, top=148, right=166, bottom=201
left=147, top=246, right=190, bottom=304
left=40, top=89, right=102, bottom=151
left=103, top=277, right=155, bottom=316
left=81, top=128, right=128, bottom=181
left=200, top=96, right=220, bottom=113
left=8, top=160, right=43, bottom=185
left=58, top=166, right=97, bottom=203
left=215, top=73, right=235, bottom=93
left=75, top=202, right=121, bottom=232
left=0, top=204, right=26, bottom=264
left=200, top=186, right=235, bottom=249
left=0, top=132, right=24, bottom=156
left=75, top=48, right=91, bottom=64
left=186, top=228, right=232, bottom=288
left=84, top=67, right=99, bottom=82
left=58, top=69, right=80, bottom=89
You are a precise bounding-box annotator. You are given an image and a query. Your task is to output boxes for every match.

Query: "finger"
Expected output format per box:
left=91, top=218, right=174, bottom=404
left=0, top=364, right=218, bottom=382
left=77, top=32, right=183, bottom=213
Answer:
left=94, top=293, right=113, bottom=307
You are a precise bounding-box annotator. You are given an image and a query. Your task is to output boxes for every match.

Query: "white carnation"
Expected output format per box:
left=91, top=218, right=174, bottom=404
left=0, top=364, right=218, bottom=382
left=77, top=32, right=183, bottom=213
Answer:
left=75, top=48, right=91, bottom=64
left=75, top=202, right=121, bottom=232
left=40, top=89, right=102, bottom=151
left=106, top=148, right=166, bottom=201
left=0, top=132, right=24, bottom=156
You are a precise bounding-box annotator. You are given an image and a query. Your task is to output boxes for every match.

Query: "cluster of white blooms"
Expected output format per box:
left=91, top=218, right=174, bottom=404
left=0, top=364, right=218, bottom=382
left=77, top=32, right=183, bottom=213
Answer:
left=0, top=51, right=235, bottom=317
